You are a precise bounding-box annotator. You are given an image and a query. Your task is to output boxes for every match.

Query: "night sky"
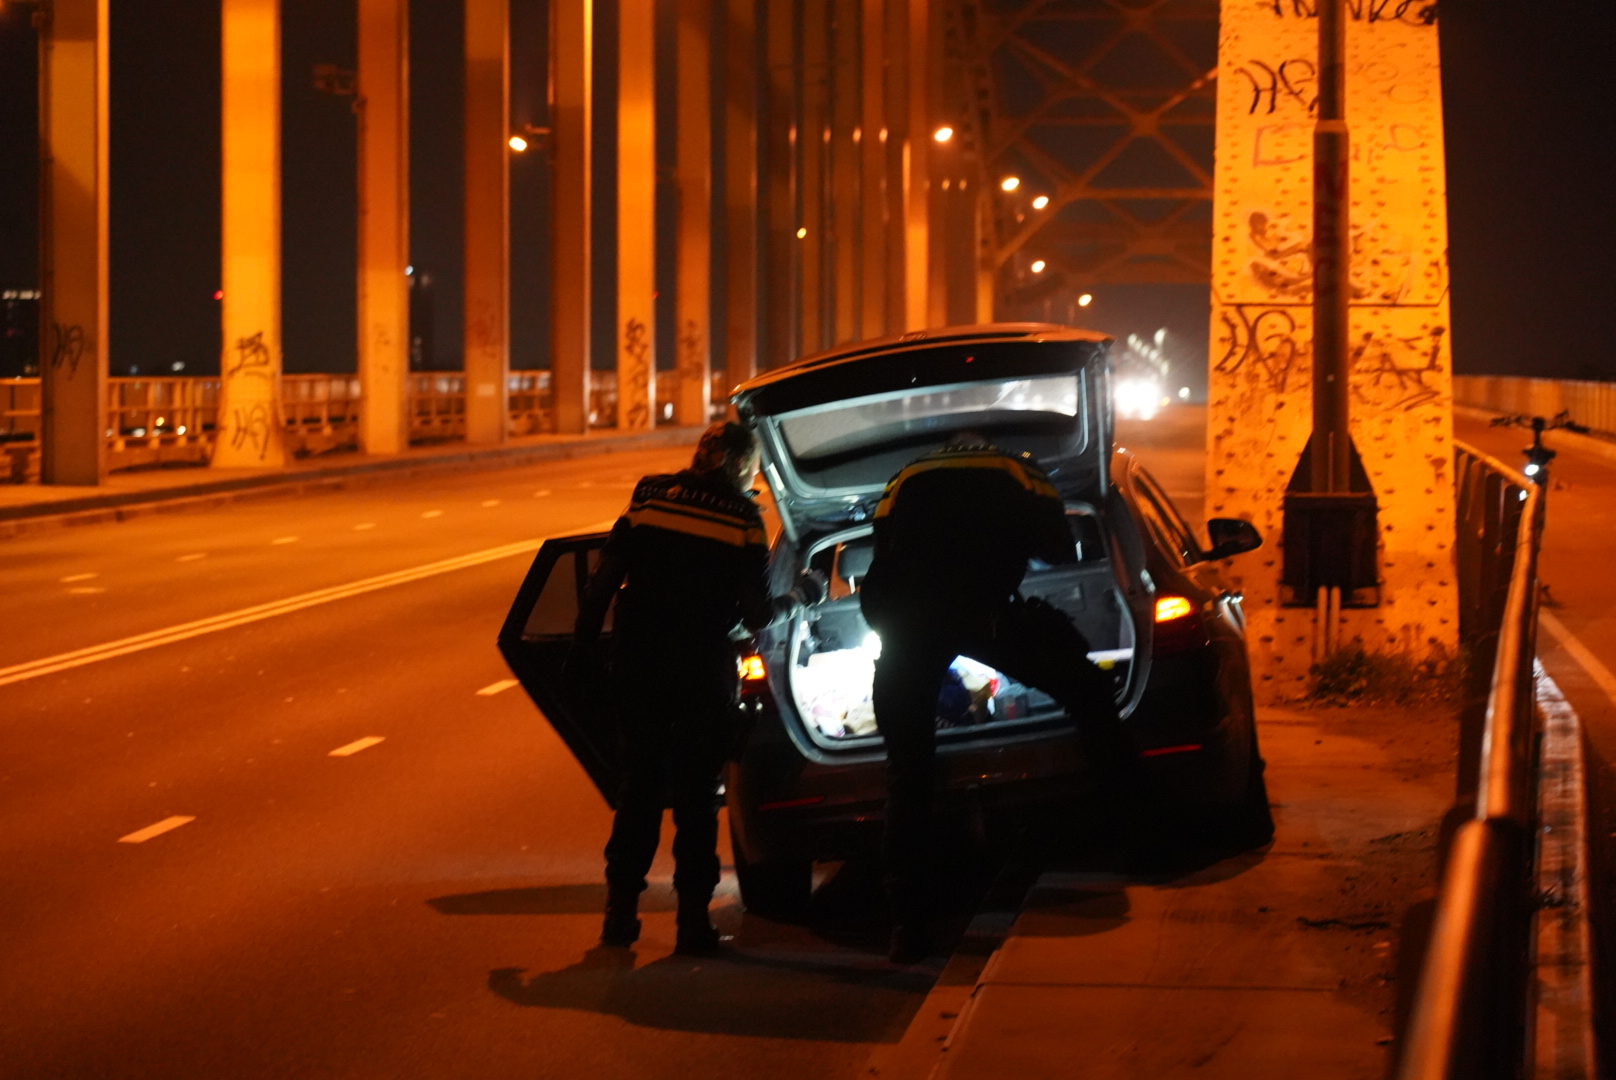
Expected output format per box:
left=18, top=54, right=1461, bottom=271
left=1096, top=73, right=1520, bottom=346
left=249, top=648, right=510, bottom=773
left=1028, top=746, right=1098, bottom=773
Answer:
left=0, top=1, right=1612, bottom=381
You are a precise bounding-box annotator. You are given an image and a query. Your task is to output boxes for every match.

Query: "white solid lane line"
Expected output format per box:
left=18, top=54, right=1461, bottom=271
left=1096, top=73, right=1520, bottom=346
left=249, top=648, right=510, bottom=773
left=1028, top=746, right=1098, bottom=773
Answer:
left=119, top=816, right=196, bottom=844
left=1540, top=610, right=1616, bottom=711
left=477, top=678, right=519, bottom=696
left=59, top=572, right=99, bottom=583
left=329, top=736, right=386, bottom=757
left=0, top=520, right=615, bottom=690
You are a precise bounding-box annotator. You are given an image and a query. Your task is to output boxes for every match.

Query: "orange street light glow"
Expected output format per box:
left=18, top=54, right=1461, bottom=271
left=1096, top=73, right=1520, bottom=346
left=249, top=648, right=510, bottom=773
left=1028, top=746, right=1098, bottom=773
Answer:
left=1031, top=195, right=1049, bottom=210
left=508, top=135, right=529, bottom=152
left=1078, top=293, right=1093, bottom=307
left=1000, top=176, right=1020, bottom=192
left=796, top=226, right=808, bottom=239
left=1030, top=260, right=1046, bottom=273
left=933, top=126, right=954, bottom=143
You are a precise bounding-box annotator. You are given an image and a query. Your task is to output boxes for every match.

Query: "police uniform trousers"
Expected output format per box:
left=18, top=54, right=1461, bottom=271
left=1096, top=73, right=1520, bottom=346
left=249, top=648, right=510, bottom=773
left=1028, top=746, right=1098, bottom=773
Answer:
left=603, top=640, right=735, bottom=904
left=870, top=594, right=1137, bottom=922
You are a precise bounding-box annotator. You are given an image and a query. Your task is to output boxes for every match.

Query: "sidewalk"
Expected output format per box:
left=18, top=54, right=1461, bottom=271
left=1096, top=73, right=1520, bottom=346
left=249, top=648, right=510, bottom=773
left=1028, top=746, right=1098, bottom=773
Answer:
left=873, top=701, right=1457, bottom=1080
left=0, top=425, right=703, bottom=538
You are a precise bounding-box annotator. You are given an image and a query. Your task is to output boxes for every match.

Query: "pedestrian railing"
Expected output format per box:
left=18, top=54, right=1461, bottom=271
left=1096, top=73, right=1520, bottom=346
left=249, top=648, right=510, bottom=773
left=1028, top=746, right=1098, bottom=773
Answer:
left=1455, top=375, right=1616, bottom=439
left=282, top=374, right=360, bottom=454
left=1398, top=443, right=1545, bottom=1079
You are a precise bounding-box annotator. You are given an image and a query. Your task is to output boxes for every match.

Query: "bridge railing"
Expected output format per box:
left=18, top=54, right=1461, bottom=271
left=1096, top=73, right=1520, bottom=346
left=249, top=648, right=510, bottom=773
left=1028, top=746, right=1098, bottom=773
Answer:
left=1454, top=375, right=1616, bottom=437
left=1399, top=443, right=1545, bottom=1080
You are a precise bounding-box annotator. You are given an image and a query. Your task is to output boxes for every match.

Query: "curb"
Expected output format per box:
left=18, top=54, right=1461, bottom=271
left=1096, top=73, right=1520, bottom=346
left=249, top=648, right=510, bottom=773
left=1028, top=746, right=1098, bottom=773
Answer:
left=0, top=426, right=703, bottom=540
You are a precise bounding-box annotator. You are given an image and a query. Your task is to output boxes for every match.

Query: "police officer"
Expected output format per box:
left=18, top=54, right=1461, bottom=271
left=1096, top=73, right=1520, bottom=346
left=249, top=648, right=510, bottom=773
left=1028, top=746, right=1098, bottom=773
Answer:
left=569, top=421, right=823, bottom=955
left=860, top=434, right=1143, bottom=963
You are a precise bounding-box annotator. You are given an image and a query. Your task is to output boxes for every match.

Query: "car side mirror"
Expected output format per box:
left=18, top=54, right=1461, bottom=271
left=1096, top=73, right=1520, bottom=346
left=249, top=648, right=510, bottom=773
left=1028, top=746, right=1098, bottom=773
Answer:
left=1205, top=517, right=1262, bottom=560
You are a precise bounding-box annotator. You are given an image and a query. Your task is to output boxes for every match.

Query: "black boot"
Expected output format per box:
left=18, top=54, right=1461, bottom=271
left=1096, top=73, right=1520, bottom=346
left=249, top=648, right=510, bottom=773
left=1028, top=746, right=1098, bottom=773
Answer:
left=600, top=888, right=642, bottom=947
left=674, top=895, right=721, bottom=956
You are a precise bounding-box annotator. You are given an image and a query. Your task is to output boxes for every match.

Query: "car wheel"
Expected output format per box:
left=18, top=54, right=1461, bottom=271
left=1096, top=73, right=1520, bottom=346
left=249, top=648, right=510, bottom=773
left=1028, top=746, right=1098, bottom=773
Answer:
left=730, top=824, right=812, bottom=919
left=1214, top=725, right=1274, bottom=849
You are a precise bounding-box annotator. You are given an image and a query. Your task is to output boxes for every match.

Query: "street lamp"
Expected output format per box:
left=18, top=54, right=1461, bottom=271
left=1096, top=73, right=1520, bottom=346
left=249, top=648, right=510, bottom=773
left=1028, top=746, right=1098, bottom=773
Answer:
left=1077, top=293, right=1093, bottom=307
left=508, top=135, right=529, bottom=152
left=1030, top=260, right=1046, bottom=273
left=933, top=126, right=954, bottom=143
left=1031, top=195, right=1049, bottom=210
left=1000, top=176, right=1020, bottom=192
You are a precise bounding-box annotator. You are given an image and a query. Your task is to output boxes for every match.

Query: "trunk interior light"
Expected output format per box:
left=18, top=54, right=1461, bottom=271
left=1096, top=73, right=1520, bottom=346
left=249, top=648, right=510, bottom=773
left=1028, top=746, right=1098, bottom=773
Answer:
left=1154, top=595, right=1194, bottom=622
left=740, top=654, right=768, bottom=681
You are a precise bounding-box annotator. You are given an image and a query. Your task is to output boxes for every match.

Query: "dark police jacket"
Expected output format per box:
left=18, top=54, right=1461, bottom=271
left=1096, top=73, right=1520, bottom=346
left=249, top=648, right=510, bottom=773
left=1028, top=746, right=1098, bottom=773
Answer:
left=860, top=442, right=1074, bottom=630
left=575, top=468, right=773, bottom=667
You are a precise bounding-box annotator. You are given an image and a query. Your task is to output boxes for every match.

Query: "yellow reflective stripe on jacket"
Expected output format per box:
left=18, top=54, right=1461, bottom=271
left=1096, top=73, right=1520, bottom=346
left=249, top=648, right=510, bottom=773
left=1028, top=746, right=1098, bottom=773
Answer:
left=625, top=499, right=767, bottom=548
left=874, top=451, right=1058, bottom=518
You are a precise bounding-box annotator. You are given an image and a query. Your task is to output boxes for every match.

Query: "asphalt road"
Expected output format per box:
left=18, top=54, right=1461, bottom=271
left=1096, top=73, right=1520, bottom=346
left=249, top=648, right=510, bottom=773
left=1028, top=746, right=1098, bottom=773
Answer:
left=0, top=449, right=935, bottom=1080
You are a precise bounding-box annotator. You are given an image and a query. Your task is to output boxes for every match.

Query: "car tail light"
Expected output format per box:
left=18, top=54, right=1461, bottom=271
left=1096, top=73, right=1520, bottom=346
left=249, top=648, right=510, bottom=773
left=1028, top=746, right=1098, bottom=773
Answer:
left=739, top=654, right=767, bottom=681
left=1155, top=595, right=1194, bottom=622
left=1152, top=595, right=1207, bottom=655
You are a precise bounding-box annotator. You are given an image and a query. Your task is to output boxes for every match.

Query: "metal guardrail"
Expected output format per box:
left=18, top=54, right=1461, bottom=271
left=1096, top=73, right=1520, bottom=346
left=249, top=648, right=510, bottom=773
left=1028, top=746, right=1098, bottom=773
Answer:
left=1454, top=375, right=1616, bottom=439
left=3, top=367, right=726, bottom=481
left=1399, top=442, right=1545, bottom=1080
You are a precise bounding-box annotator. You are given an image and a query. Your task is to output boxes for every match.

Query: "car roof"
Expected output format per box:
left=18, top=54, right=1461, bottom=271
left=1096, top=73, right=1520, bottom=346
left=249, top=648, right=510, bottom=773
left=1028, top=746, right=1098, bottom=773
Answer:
left=731, top=322, right=1113, bottom=397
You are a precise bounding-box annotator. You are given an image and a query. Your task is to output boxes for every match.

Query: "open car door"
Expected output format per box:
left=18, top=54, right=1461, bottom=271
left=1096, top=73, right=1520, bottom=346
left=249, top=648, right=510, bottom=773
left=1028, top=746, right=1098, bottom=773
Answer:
left=497, top=532, right=622, bottom=807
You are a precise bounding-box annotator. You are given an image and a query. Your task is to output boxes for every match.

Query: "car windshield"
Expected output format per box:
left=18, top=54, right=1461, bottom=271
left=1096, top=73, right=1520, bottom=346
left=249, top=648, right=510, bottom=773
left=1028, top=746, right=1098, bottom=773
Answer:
left=770, top=373, right=1088, bottom=494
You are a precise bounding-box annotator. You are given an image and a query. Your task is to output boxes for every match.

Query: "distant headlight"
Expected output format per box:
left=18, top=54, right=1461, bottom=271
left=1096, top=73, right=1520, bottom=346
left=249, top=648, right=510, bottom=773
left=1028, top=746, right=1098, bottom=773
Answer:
left=1114, top=378, right=1162, bottom=420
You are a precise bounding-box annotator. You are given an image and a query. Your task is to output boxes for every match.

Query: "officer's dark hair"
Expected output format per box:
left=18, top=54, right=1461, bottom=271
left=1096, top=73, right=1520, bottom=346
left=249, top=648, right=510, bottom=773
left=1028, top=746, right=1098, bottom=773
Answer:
left=692, top=421, right=759, bottom=479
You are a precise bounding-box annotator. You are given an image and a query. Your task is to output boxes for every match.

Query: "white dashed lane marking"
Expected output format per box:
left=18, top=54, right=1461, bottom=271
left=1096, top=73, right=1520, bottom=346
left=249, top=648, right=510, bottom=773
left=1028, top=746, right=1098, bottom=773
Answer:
left=481, top=499, right=501, bottom=507
left=272, top=536, right=300, bottom=545
left=59, top=572, right=98, bottom=583
left=330, top=736, right=386, bottom=757
left=353, top=522, right=376, bottom=531
left=119, top=815, right=195, bottom=844
left=68, top=587, right=106, bottom=595
left=421, top=510, right=443, bottom=519
left=477, top=678, right=519, bottom=696
left=533, top=490, right=552, bottom=498
left=176, top=553, right=208, bottom=562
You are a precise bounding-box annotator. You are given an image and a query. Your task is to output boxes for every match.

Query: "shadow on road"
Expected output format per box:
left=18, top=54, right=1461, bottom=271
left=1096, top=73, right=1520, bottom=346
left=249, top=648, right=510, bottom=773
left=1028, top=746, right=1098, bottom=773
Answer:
left=427, top=881, right=678, bottom=915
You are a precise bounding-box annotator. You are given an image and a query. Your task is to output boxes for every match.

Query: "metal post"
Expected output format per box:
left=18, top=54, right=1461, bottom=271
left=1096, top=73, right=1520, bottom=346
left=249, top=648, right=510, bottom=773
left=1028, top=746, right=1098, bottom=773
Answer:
left=216, top=0, right=287, bottom=468
left=550, top=0, right=593, bottom=434
left=829, top=0, right=859, bottom=345
left=357, top=0, right=410, bottom=456
left=722, top=0, right=759, bottom=395
left=760, top=0, right=796, bottom=371
left=616, top=0, right=656, bottom=429
left=882, top=0, right=908, bottom=334
left=1311, top=0, right=1350, bottom=494
left=858, top=0, right=887, bottom=338
left=902, top=0, right=929, bottom=331
left=797, top=0, right=828, bottom=356
left=38, top=0, right=109, bottom=484
left=464, top=0, right=509, bottom=444
left=674, top=0, right=713, bottom=426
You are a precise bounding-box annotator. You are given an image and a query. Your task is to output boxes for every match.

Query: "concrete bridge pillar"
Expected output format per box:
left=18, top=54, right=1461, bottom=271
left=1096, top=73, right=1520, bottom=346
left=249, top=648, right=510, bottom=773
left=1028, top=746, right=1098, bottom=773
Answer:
left=216, top=0, right=288, bottom=468
left=463, top=0, right=509, bottom=445
left=1206, top=4, right=1458, bottom=701
left=674, top=0, right=713, bottom=427
left=357, top=0, right=410, bottom=456
left=721, top=0, right=759, bottom=396
left=38, top=0, right=109, bottom=485
left=616, top=0, right=657, bottom=430
left=550, top=0, right=593, bottom=434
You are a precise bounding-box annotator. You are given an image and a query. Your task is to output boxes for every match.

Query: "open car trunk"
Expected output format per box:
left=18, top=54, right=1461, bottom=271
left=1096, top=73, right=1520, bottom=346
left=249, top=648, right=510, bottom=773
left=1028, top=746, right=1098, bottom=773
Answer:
left=733, top=327, right=1114, bottom=543
left=783, top=508, right=1135, bottom=747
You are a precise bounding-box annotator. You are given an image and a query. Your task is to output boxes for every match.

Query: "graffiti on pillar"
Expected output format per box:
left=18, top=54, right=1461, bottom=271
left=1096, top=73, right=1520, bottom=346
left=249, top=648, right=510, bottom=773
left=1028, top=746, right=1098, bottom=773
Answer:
left=49, top=323, right=86, bottom=376
left=621, top=318, right=652, bottom=430
left=230, top=403, right=273, bottom=461
left=227, top=332, right=273, bottom=379
left=1238, top=59, right=1317, bottom=116
left=1214, top=305, right=1307, bottom=397
left=678, top=319, right=706, bottom=407
left=1265, top=1, right=1438, bottom=24
left=1351, top=325, right=1446, bottom=412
